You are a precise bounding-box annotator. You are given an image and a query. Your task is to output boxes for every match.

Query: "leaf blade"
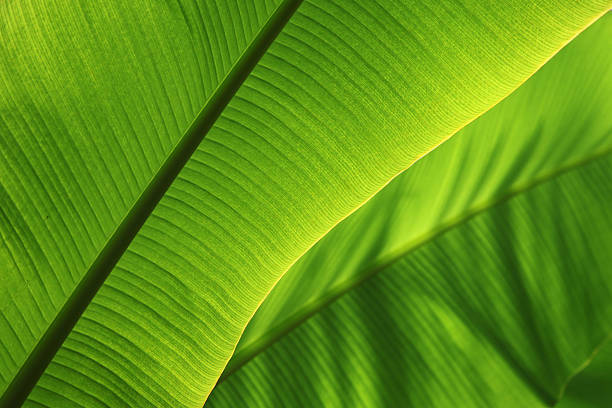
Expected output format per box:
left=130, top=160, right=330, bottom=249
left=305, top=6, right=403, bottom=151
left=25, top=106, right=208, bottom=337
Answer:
left=1, top=1, right=610, bottom=407
left=1, top=1, right=296, bottom=405
left=211, top=13, right=612, bottom=406
left=210, top=148, right=612, bottom=408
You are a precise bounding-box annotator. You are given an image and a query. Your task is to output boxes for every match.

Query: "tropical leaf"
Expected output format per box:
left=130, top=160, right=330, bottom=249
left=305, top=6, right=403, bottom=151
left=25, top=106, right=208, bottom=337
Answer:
left=557, top=339, right=612, bottom=408
left=209, top=14, right=612, bottom=407
left=1, top=1, right=609, bottom=407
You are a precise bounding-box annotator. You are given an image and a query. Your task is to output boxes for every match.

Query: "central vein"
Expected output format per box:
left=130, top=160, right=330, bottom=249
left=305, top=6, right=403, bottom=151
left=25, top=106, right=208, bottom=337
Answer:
left=0, top=1, right=304, bottom=407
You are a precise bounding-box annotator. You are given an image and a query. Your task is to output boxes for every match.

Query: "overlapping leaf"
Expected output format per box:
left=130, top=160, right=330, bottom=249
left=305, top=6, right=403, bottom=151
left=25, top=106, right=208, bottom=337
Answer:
left=1, top=1, right=610, bottom=407
left=210, top=15, right=612, bottom=407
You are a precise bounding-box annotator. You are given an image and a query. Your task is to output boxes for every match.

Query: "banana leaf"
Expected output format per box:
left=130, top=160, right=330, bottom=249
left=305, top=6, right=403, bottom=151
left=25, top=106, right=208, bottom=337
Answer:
left=210, top=14, right=612, bottom=407
left=1, top=1, right=609, bottom=407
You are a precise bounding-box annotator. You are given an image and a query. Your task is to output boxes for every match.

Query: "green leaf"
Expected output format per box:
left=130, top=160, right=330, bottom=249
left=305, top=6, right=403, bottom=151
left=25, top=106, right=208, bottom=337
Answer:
left=1, top=1, right=609, bottom=407
left=557, top=339, right=612, bottom=408
left=209, top=14, right=612, bottom=407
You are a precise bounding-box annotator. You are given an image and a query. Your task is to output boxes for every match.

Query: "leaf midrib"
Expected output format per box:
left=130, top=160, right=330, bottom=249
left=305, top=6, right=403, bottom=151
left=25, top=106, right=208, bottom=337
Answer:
left=0, top=1, right=303, bottom=406
left=220, top=147, right=612, bottom=388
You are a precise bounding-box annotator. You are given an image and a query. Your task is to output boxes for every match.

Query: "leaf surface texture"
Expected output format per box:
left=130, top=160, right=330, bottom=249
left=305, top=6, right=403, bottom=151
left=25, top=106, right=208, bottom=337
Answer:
left=0, top=0, right=610, bottom=407
left=210, top=15, right=612, bottom=407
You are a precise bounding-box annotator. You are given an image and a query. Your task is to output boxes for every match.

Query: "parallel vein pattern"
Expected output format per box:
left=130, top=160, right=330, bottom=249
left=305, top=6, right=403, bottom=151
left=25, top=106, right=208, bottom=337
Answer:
left=228, top=11, right=612, bottom=357
left=209, top=15, right=612, bottom=406
left=209, top=154, right=612, bottom=408
left=0, top=0, right=609, bottom=407
left=0, top=0, right=283, bottom=404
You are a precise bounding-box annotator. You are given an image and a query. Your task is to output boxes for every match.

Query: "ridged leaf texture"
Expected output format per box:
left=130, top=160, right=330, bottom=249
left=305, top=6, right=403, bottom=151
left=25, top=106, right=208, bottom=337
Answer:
left=0, top=0, right=610, bottom=407
left=210, top=15, right=612, bottom=406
